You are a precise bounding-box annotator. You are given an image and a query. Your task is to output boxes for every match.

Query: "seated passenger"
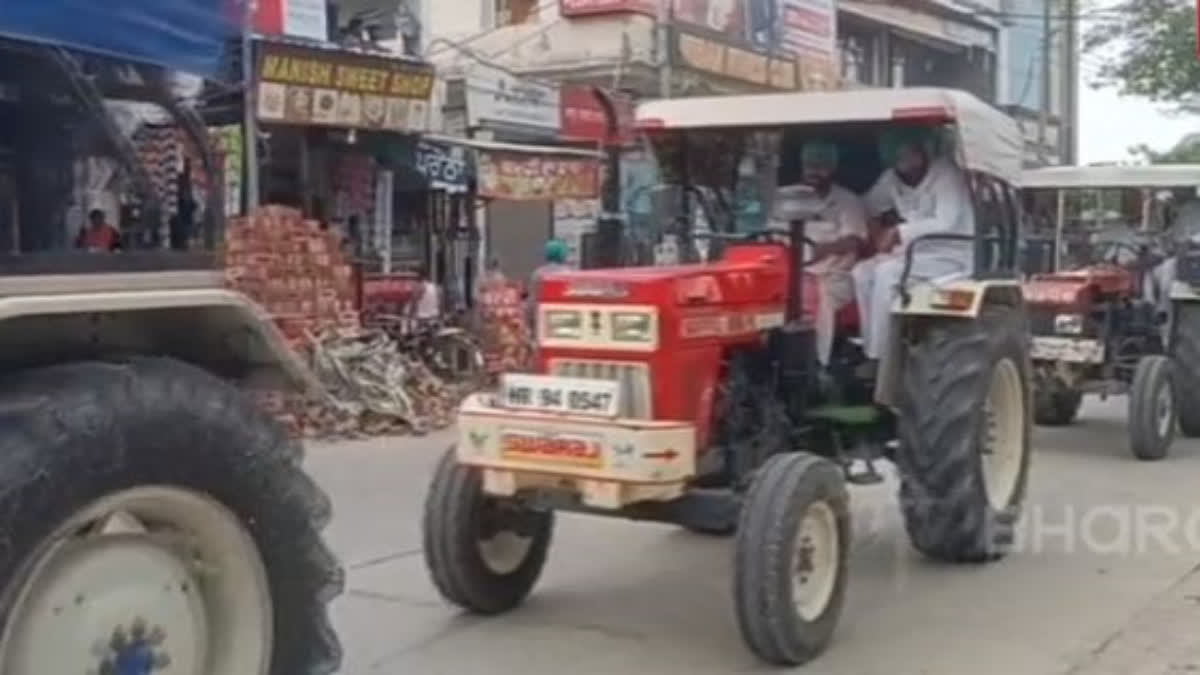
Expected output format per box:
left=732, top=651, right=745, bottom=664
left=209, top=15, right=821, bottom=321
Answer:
left=778, top=140, right=868, bottom=366
left=852, top=127, right=974, bottom=382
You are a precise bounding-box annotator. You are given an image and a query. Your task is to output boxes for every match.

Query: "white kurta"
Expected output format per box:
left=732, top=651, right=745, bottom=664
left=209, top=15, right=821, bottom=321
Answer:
left=804, top=184, right=869, bottom=365
left=852, top=158, right=975, bottom=359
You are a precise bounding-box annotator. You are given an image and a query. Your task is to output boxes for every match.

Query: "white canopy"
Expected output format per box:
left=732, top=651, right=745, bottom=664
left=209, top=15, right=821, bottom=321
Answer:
left=635, top=87, right=1023, bottom=184
left=1021, top=164, right=1200, bottom=190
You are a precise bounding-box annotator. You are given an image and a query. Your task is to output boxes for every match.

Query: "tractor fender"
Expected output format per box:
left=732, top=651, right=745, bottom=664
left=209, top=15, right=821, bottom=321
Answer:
left=876, top=279, right=1025, bottom=408
left=0, top=284, right=318, bottom=392
left=1170, top=280, right=1200, bottom=302
left=890, top=278, right=1024, bottom=319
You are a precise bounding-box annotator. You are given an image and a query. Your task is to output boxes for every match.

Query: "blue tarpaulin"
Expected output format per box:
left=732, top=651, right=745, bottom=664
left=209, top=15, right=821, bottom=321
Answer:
left=0, top=0, right=246, bottom=77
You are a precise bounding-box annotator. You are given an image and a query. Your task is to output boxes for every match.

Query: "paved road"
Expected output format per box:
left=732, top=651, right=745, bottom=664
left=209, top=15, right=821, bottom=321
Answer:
left=307, top=397, right=1200, bottom=675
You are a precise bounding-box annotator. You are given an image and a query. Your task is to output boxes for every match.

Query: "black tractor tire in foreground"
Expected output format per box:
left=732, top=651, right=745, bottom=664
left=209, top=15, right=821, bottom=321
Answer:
left=733, top=452, right=850, bottom=666
left=1033, top=388, right=1083, bottom=427
left=423, top=447, right=554, bottom=614
left=1128, top=355, right=1177, bottom=461
left=0, top=358, right=343, bottom=675
left=896, top=304, right=1032, bottom=563
left=1171, top=302, right=1200, bottom=438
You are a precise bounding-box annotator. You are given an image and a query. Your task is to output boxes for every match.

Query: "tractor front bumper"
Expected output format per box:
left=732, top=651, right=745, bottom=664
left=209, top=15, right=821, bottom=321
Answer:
left=1030, top=336, right=1105, bottom=364
left=455, top=393, right=697, bottom=510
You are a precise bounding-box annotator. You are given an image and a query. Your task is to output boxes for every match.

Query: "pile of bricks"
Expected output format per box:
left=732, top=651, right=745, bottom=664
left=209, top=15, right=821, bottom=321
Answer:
left=223, top=205, right=362, bottom=437
left=223, top=205, right=361, bottom=350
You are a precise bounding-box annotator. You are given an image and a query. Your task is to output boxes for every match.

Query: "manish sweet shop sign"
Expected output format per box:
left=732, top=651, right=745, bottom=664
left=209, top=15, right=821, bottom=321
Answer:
left=255, top=41, right=436, bottom=132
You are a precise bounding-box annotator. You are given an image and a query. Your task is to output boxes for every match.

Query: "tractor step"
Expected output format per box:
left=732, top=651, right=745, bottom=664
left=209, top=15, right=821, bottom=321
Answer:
left=805, top=404, right=881, bottom=427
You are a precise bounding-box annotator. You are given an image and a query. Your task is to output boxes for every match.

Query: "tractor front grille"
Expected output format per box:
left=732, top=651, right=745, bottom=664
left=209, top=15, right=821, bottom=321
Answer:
left=549, top=359, right=653, bottom=419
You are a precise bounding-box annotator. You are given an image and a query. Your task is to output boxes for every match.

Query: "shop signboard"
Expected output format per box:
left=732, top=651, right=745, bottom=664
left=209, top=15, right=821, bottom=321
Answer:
left=672, top=28, right=798, bottom=90
left=255, top=0, right=329, bottom=42
left=413, top=141, right=472, bottom=192
left=466, top=63, right=561, bottom=135
left=255, top=41, right=435, bottom=133
left=668, top=0, right=838, bottom=91
left=476, top=151, right=599, bottom=201
left=559, top=85, right=635, bottom=144
left=559, top=0, right=657, bottom=16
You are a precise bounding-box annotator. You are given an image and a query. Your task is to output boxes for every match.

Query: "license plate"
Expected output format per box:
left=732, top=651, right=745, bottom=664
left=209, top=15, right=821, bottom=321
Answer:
left=499, top=373, right=620, bottom=417
left=499, top=429, right=605, bottom=468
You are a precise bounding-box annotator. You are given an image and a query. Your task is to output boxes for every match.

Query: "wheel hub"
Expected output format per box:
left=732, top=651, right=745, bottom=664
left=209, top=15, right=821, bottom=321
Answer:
left=981, top=358, right=1025, bottom=511
left=790, top=501, right=839, bottom=622
left=0, top=487, right=274, bottom=675
left=1156, top=385, right=1174, bottom=438
left=3, top=536, right=206, bottom=675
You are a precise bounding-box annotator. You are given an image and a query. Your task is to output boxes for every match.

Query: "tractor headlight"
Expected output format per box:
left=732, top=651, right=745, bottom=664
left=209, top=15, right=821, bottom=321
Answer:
left=544, top=310, right=583, bottom=339
left=611, top=312, right=654, bottom=342
left=1054, top=314, right=1084, bottom=335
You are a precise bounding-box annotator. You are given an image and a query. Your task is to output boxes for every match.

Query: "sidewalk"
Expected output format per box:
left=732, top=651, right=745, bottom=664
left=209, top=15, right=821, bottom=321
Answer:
left=1068, top=562, right=1200, bottom=674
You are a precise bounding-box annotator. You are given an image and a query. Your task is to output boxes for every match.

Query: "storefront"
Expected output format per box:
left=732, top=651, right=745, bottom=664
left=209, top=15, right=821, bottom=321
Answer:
left=443, top=65, right=610, bottom=282
left=250, top=38, right=435, bottom=256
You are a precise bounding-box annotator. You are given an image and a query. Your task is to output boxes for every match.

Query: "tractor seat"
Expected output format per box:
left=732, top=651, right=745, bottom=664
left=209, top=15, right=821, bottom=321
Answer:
left=836, top=301, right=860, bottom=332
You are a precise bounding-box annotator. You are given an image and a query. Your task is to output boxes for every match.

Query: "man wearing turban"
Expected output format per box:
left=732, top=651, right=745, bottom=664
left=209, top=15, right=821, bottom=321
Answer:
left=851, top=125, right=975, bottom=387
left=785, top=140, right=869, bottom=366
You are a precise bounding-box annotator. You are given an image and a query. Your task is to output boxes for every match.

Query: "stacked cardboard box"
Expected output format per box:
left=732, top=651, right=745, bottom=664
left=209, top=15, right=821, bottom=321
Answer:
left=224, top=205, right=361, bottom=351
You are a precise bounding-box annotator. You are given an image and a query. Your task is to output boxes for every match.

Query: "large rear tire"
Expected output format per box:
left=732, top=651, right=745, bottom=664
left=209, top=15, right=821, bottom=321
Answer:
left=0, top=358, right=342, bottom=675
left=733, top=453, right=850, bottom=666
left=896, top=304, right=1032, bottom=563
left=1171, top=303, right=1200, bottom=438
left=423, top=447, right=554, bottom=614
left=1033, top=388, right=1083, bottom=427
left=1129, top=355, right=1176, bottom=461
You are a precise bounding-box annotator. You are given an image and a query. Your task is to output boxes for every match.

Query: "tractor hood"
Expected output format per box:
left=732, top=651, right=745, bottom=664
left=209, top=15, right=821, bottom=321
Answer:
left=1024, top=264, right=1133, bottom=310
left=539, top=244, right=789, bottom=308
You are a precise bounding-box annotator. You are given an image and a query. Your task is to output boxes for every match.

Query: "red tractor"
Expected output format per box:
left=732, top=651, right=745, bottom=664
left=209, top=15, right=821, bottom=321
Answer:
left=423, top=88, right=1033, bottom=666
left=1021, top=165, right=1200, bottom=460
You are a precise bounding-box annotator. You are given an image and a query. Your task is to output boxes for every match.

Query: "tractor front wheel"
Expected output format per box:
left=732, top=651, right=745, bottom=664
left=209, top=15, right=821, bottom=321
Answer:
left=1171, top=302, right=1200, bottom=438
left=1129, top=355, right=1176, bottom=461
left=422, top=447, right=554, bottom=614
left=896, top=305, right=1032, bottom=563
left=732, top=452, right=850, bottom=666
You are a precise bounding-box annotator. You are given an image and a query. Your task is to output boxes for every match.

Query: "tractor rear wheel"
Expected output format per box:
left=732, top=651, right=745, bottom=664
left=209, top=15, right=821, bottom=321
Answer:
left=1129, top=355, right=1176, bottom=461
left=1171, top=303, right=1200, bottom=438
left=0, top=358, right=342, bottom=675
left=732, top=452, right=850, bottom=666
left=1033, top=388, right=1083, bottom=426
left=422, top=447, right=554, bottom=614
left=896, top=304, right=1032, bottom=563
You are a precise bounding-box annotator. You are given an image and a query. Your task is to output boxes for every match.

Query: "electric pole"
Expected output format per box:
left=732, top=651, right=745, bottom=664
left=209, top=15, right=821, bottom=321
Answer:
left=1037, top=0, right=1052, bottom=165
left=657, top=0, right=672, bottom=97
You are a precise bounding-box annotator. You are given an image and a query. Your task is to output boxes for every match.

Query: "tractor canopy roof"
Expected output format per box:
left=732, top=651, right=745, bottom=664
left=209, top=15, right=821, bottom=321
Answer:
left=1021, top=164, right=1200, bottom=190
left=635, top=87, right=1023, bottom=184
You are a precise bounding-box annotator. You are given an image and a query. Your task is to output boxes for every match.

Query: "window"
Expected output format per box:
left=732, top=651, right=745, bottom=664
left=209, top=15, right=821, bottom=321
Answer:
left=487, top=0, right=538, bottom=27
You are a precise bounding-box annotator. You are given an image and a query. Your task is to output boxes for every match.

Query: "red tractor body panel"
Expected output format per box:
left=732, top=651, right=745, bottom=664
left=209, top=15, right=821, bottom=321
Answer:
left=537, top=243, right=847, bottom=450
left=1024, top=264, right=1133, bottom=312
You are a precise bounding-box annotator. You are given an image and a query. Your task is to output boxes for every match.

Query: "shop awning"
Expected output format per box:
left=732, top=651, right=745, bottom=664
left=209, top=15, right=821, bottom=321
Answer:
left=422, top=134, right=604, bottom=159
left=0, top=0, right=243, bottom=77
left=839, top=0, right=995, bottom=51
